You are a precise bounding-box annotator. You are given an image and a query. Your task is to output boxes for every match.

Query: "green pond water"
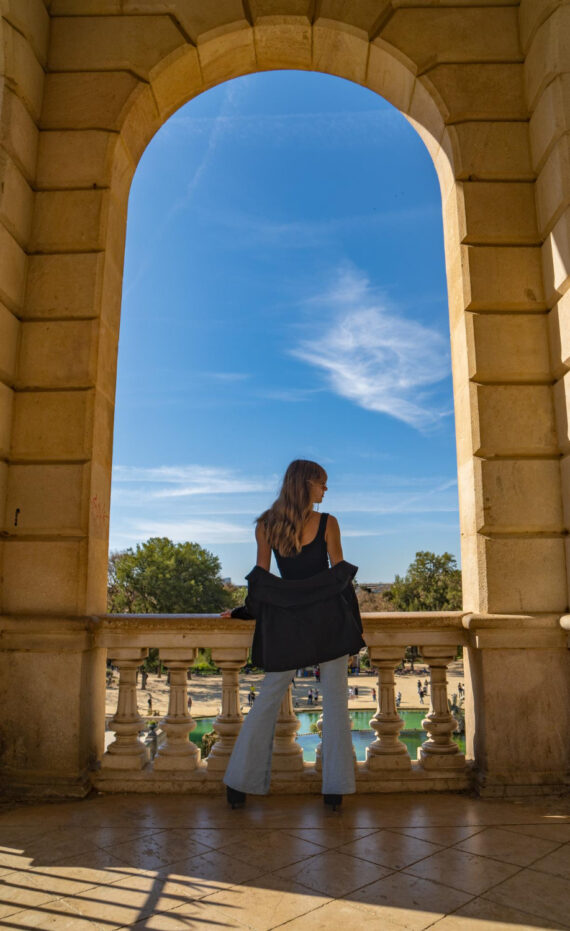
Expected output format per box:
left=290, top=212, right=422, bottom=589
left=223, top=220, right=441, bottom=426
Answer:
left=191, top=709, right=465, bottom=760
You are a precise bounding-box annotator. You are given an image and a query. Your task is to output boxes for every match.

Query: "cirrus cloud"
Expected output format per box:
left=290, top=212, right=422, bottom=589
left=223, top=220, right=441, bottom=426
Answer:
left=291, top=266, right=452, bottom=432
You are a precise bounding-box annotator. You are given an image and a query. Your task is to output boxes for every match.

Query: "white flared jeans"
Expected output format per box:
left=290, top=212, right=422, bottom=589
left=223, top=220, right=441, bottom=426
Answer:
left=223, top=653, right=355, bottom=795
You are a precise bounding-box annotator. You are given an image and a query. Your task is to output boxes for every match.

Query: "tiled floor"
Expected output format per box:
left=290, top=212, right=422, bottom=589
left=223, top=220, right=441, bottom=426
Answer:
left=0, top=791, right=569, bottom=929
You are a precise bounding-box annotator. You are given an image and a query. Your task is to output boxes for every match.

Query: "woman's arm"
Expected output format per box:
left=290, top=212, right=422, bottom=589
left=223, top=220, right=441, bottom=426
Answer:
left=325, top=514, right=344, bottom=566
left=255, top=521, right=272, bottom=570
left=220, top=522, right=270, bottom=615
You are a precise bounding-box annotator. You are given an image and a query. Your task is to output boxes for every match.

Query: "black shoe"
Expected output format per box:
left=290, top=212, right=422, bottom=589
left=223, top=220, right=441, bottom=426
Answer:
left=323, top=794, right=343, bottom=811
left=226, top=786, right=246, bottom=809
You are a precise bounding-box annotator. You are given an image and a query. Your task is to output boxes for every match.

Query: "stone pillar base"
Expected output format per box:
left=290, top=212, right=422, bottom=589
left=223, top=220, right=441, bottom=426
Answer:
left=418, top=750, right=466, bottom=771
left=0, top=767, right=92, bottom=800
left=101, top=746, right=149, bottom=770
left=365, top=750, right=412, bottom=772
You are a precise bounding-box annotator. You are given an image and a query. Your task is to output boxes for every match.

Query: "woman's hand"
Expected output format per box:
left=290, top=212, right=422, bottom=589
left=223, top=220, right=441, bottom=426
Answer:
left=220, top=609, right=232, bottom=617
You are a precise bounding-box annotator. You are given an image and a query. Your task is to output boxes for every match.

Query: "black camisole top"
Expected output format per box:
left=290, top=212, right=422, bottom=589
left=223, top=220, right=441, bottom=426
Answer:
left=273, top=512, right=329, bottom=580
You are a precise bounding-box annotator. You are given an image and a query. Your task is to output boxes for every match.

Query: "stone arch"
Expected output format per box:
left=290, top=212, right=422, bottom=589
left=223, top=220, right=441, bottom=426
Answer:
left=1, top=1, right=568, bottom=798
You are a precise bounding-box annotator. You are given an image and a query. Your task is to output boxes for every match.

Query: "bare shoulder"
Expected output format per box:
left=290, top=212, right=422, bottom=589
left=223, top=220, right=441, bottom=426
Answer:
left=325, top=514, right=341, bottom=536
left=255, top=521, right=268, bottom=542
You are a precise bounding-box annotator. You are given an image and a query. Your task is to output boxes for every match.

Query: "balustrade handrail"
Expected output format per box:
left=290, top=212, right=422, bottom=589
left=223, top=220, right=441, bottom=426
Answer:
left=95, top=610, right=469, bottom=649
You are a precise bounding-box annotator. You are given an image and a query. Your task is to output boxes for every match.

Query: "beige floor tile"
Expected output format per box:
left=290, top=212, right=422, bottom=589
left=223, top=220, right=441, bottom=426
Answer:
left=338, top=829, right=443, bottom=870
left=483, top=867, right=570, bottom=927
left=453, top=826, right=560, bottom=867
left=149, top=848, right=266, bottom=897
left=526, top=842, right=570, bottom=880
left=0, top=827, right=100, bottom=874
left=285, top=826, right=377, bottom=848
left=97, top=859, right=259, bottom=915
left=103, top=829, right=211, bottom=871
left=218, top=829, right=325, bottom=870
left=52, top=877, right=165, bottom=927
left=0, top=898, right=114, bottom=930
left=501, top=822, right=570, bottom=843
left=429, top=896, right=569, bottom=930
left=178, top=827, right=262, bottom=850
left=274, top=849, right=389, bottom=898
left=274, top=897, right=409, bottom=930
left=345, top=871, right=472, bottom=930
left=129, top=900, right=249, bottom=930
left=87, top=825, right=159, bottom=849
left=392, top=826, right=485, bottom=847
left=0, top=871, right=64, bottom=921
left=0, top=849, right=129, bottom=915
left=404, top=845, right=521, bottom=895
left=195, top=874, right=331, bottom=931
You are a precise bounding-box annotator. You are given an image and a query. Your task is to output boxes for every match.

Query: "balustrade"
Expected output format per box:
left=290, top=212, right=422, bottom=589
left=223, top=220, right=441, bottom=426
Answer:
left=207, top=647, right=248, bottom=773
left=272, top=685, right=304, bottom=774
left=95, top=611, right=469, bottom=793
left=153, top=650, right=199, bottom=771
left=102, top=648, right=149, bottom=770
left=366, top=647, right=411, bottom=770
left=417, top=646, right=465, bottom=771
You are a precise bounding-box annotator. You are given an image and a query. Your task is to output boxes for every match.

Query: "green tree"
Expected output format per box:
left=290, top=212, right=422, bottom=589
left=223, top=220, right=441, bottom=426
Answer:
left=386, top=551, right=462, bottom=612
left=107, top=536, right=237, bottom=613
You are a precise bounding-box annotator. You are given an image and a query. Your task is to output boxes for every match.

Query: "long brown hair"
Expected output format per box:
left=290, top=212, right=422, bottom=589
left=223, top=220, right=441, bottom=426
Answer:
left=257, top=459, right=327, bottom=557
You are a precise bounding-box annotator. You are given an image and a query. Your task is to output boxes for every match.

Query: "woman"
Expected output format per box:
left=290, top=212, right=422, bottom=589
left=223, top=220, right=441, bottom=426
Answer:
left=221, top=459, right=364, bottom=810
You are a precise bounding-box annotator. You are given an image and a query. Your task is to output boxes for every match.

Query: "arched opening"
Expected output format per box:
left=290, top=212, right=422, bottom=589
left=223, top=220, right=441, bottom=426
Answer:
left=108, top=67, right=462, bottom=769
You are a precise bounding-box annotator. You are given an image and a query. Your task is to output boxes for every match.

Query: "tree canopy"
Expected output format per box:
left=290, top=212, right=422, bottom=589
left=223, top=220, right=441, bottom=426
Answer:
left=385, top=551, right=462, bottom=611
left=107, top=536, right=237, bottom=613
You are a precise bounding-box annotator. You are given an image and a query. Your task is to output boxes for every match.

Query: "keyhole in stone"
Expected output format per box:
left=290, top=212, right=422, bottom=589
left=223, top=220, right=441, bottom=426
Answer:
left=14, top=508, right=20, bottom=527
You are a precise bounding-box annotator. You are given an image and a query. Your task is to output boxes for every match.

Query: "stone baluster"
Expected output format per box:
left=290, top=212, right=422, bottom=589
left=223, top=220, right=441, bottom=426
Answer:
left=366, top=647, right=411, bottom=771
left=316, top=708, right=357, bottom=772
left=153, top=649, right=200, bottom=771
left=207, top=648, right=248, bottom=774
left=417, top=646, right=465, bottom=771
left=272, top=684, right=304, bottom=775
left=314, top=711, right=324, bottom=771
left=102, top=648, right=149, bottom=770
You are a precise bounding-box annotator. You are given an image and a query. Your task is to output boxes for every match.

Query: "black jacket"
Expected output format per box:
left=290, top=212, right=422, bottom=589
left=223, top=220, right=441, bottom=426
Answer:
left=231, top=560, right=366, bottom=671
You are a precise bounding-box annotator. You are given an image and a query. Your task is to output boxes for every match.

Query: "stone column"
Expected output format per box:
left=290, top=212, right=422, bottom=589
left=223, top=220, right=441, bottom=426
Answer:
left=417, top=646, right=465, bottom=771
left=207, top=647, right=248, bottom=774
left=153, top=649, right=200, bottom=771
left=102, top=648, right=149, bottom=770
left=271, top=685, right=304, bottom=774
left=365, top=647, right=411, bottom=771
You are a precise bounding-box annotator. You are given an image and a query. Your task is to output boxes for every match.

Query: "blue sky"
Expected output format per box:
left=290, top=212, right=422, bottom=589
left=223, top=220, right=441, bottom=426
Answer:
left=110, top=70, right=460, bottom=583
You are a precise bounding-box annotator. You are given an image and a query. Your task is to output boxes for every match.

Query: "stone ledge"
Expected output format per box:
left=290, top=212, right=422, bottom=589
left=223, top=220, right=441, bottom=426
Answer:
left=91, top=759, right=472, bottom=795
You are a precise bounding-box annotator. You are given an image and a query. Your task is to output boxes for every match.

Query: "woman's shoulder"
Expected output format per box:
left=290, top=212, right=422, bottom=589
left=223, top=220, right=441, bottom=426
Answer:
left=324, top=513, right=340, bottom=537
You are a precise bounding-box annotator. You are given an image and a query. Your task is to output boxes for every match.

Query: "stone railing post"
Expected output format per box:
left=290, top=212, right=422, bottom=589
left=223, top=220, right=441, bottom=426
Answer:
left=272, top=684, right=304, bottom=775
left=314, top=711, right=324, bottom=771
left=102, top=649, right=149, bottom=770
left=366, top=647, right=411, bottom=771
left=153, top=649, right=200, bottom=771
left=206, top=647, right=248, bottom=774
left=417, top=645, right=465, bottom=771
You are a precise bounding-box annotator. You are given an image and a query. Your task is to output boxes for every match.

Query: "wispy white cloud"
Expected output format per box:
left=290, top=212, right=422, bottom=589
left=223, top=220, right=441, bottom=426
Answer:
left=193, top=203, right=440, bottom=252
left=112, top=464, right=273, bottom=499
left=170, top=107, right=405, bottom=149
left=262, top=387, right=325, bottom=403
left=124, top=81, right=239, bottom=296
left=127, top=518, right=253, bottom=545
left=290, top=266, right=452, bottom=432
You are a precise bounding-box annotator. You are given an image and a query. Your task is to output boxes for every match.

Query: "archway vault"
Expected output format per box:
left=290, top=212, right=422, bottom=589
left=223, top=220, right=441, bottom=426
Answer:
left=0, top=1, right=569, bottom=797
